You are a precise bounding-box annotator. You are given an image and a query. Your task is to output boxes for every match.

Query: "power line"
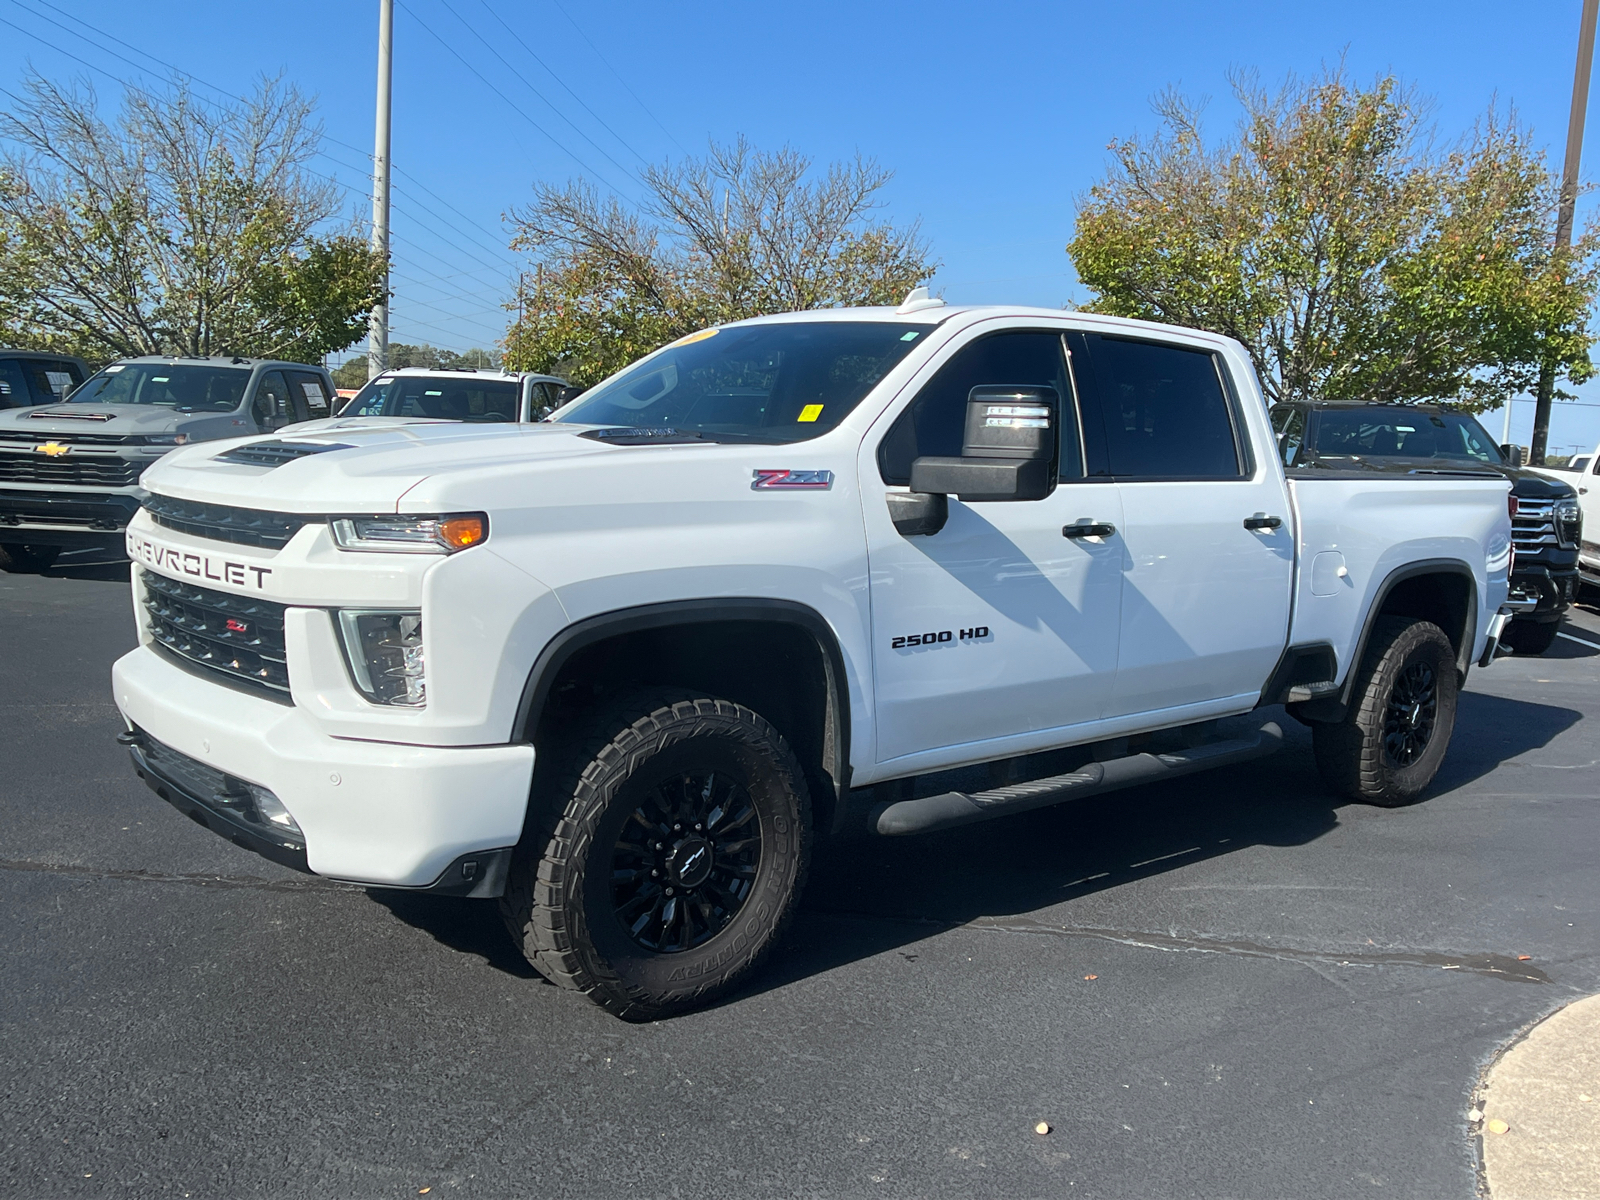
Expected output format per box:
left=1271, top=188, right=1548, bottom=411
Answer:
left=475, top=0, right=652, bottom=168
left=547, top=0, right=689, bottom=156
left=395, top=0, right=637, bottom=198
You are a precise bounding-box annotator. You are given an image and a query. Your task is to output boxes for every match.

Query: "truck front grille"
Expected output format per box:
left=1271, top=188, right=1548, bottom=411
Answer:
left=0, top=452, right=143, bottom=486
left=142, top=492, right=310, bottom=550
left=1513, top=498, right=1580, bottom=551
left=141, top=569, right=290, bottom=699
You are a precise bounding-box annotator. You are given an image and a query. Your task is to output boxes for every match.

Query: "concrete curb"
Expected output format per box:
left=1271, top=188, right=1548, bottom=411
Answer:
left=1479, top=992, right=1600, bottom=1199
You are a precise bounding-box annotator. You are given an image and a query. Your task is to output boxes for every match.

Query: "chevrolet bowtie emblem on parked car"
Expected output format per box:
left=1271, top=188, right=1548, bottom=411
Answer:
left=34, top=441, right=71, bottom=457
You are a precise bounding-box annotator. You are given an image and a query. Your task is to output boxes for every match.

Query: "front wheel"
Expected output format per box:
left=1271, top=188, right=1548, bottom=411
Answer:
left=1313, top=617, right=1458, bottom=806
left=502, top=691, right=811, bottom=1020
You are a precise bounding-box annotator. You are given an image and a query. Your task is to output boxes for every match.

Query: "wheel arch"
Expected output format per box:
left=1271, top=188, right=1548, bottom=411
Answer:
left=1292, top=559, right=1479, bottom=724
left=513, top=599, right=852, bottom=832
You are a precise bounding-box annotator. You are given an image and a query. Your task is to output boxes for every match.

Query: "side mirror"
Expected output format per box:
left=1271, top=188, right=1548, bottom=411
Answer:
left=1501, top=443, right=1525, bottom=468
left=887, top=491, right=948, bottom=537
left=908, top=385, right=1059, bottom=503
left=531, top=404, right=555, bottom=422
left=557, top=385, right=587, bottom=403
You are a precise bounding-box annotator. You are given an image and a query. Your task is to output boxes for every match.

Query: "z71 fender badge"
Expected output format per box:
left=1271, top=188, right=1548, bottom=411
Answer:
left=752, top=469, right=834, bottom=491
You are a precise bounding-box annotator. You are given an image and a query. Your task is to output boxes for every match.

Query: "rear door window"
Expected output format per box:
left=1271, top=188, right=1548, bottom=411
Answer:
left=1072, top=334, right=1245, bottom=480
left=288, top=370, right=332, bottom=420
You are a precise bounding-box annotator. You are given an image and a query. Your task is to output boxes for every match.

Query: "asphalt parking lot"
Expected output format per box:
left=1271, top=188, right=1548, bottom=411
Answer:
left=3, top=552, right=1598, bottom=1199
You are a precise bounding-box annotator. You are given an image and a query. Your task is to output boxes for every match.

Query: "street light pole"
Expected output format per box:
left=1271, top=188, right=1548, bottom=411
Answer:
left=367, top=0, right=394, bottom=381
left=1532, top=0, right=1599, bottom=464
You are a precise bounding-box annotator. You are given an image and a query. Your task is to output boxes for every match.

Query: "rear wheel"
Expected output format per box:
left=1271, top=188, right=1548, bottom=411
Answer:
left=1499, top=618, right=1560, bottom=656
left=0, top=544, right=60, bottom=573
left=502, top=690, right=811, bottom=1020
left=1313, top=617, right=1458, bottom=806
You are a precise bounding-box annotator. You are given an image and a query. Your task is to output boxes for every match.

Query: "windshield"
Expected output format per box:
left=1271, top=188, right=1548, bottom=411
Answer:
left=342, top=374, right=520, bottom=422
left=553, top=321, right=931, bottom=442
left=1308, top=407, right=1503, bottom=463
left=69, top=363, right=250, bottom=411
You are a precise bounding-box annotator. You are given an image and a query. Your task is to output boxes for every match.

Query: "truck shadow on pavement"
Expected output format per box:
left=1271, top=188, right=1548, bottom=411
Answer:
left=363, top=693, right=1579, bottom=998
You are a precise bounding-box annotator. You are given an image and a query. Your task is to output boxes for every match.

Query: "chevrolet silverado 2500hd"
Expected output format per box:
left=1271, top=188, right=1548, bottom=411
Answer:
left=111, top=299, right=1514, bottom=1019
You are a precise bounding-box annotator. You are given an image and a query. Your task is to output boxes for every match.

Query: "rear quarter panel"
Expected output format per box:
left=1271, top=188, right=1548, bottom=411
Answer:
left=1288, top=476, right=1511, bottom=682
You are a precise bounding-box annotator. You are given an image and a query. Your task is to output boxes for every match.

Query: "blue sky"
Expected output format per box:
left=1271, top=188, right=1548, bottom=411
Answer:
left=4, top=0, right=1600, bottom=456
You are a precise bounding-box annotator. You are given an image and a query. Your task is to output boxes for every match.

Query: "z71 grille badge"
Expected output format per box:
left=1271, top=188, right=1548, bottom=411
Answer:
left=751, top=469, right=834, bottom=490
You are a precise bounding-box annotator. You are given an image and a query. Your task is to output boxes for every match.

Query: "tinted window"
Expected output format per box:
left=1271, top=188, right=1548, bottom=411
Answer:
left=1308, top=408, right=1500, bottom=463
left=0, top=359, right=30, bottom=408
left=1271, top=406, right=1307, bottom=467
left=1077, top=336, right=1242, bottom=479
left=556, top=322, right=929, bottom=443
left=343, top=374, right=520, bottom=421
left=878, top=330, right=1082, bottom=486
left=252, top=371, right=296, bottom=431
left=70, top=363, right=250, bottom=410
left=288, top=370, right=331, bottom=420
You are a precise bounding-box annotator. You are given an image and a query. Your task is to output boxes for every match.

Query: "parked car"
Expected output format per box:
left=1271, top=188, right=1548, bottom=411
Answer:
left=318, top=367, right=569, bottom=427
left=0, top=355, right=335, bottom=572
left=1555, top=440, right=1600, bottom=595
left=1270, top=400, right=1580, bottom=654
left=112, top=299, right=1516, bottom=1019
left=0, top=349, right=91, bottom=408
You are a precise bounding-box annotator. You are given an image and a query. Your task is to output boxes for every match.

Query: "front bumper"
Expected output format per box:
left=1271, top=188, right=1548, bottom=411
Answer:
left=112, top=645, right=535, bottom=888
left=1508, top=563, right=1580, bottom=619
left=0, top=487, right=142, bottom=544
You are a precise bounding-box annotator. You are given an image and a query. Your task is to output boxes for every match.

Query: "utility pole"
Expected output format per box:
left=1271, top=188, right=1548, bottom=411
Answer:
left=367, top=0, right=394, bottom=381
left=1532, top=0, right=1599, bottom=464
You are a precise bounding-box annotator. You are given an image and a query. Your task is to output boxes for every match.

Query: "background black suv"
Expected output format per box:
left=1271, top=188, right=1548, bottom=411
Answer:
left=1271, top=400, right=1581, bottom=655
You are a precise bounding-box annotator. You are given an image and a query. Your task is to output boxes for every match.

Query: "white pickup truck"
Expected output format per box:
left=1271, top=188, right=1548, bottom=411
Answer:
left=111, top=299, right=1515, bottom=1020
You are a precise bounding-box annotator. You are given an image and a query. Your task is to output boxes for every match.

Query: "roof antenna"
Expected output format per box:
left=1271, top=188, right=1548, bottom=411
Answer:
left=896, top=285, right=946, bottom=314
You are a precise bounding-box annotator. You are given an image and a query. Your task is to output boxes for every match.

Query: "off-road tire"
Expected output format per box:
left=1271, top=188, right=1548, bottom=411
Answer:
left=0, top=544, right=59, bottom=573
left=501, top=690, right=811, bottom=1021
left=1499, top=618, right=1560, bottom=656
left=1312, top=617, right=1458, bottom=806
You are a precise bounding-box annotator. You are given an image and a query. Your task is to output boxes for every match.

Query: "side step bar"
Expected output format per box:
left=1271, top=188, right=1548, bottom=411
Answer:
left=871, top=721, right=1284, bottom=836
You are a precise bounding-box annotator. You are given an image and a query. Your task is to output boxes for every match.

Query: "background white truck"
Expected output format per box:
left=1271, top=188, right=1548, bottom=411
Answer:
left=112, top=300, right=1513, bottom=1019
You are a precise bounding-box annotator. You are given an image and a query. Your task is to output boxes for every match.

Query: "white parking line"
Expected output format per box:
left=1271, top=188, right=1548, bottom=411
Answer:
left=1557, top=631, right=1600, bottom=651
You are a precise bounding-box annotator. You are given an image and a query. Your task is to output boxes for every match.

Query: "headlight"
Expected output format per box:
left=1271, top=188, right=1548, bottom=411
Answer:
left=338, top=610, right=427, bottom=707
left=143, top=433, right=189, bottom=446
left=330, top=513, right=487, bottom=554
left=1556, top=498, right=1582, bottom=548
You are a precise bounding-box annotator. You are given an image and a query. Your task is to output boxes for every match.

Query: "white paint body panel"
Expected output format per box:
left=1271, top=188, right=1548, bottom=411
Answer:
left=111, top=305, right=1512, bottom=884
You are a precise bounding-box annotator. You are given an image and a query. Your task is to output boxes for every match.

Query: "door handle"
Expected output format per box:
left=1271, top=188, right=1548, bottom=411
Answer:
left=1062, top=521, right=1117, bottom=539
left=1243, top=513, right=1283, bottom=531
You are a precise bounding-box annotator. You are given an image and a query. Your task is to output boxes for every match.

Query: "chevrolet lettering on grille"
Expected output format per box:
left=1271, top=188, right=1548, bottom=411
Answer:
left=126, top=531, right=273, bottom=589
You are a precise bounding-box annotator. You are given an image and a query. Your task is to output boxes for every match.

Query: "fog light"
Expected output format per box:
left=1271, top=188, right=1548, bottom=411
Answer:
left=245, top=783, right=302, bottom=836
left=338, top=610, right=426, bottom=707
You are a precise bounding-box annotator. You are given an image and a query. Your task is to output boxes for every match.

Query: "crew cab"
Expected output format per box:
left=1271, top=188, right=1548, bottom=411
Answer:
left=1270, top=400, right=1581, bottom=654
left=0, top=355, right=335, bottom=572
left=110, top=299, right=1513, bottom=1019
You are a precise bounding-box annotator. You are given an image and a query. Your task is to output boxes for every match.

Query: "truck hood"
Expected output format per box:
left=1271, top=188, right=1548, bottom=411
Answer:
left=1298, top=454, right=1575, bottom=497
left=140, top=421, right=623, bottom=512
left=0, top=402, right=242, bottom=438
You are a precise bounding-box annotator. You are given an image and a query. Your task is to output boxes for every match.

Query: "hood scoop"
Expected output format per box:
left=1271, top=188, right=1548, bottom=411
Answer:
left=578, top=426, right=709, bottom=446
left=30, top=409, right=114, bottom=421
left=213, top=440, right=355, bottom=468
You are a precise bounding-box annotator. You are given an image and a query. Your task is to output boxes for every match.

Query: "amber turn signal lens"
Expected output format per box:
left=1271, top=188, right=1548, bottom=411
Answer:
left=439, top=516, right=487, bottom=550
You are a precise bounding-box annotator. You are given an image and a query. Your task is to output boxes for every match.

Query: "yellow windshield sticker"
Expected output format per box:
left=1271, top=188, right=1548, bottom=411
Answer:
left=798, top=404, right=825, bottom=423
left=672, top=327, right=720, bottom=347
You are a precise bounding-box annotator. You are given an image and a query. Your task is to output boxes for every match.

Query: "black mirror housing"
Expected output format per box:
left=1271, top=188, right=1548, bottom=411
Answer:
left=1500, top=443, right=1525, bottom=467
left=886, top=490, right=948, bottom=536
left=906, top=384, right=1060, bottom=503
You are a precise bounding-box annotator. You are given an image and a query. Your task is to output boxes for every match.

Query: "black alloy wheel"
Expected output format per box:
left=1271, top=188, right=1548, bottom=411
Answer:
left=611, top=769, right=762, bottom=953
left=1382, top=659, right=1436, bottom=768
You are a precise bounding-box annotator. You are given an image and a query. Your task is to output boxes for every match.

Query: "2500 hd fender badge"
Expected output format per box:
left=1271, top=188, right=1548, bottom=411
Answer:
left=892, top=626, right=991, bottom=649
left=752, top=469, right=833, bottom=490
left=126, top=532, right=272, bottom=589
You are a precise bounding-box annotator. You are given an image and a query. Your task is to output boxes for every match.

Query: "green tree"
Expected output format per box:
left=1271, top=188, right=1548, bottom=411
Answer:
left=330, top=342, right=500, bottom=388
left=504, top=137, right=938, bottom=384
left=0, top=73, right=384, bottom=364
left=1067, top=69, right=1600, bottom=414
